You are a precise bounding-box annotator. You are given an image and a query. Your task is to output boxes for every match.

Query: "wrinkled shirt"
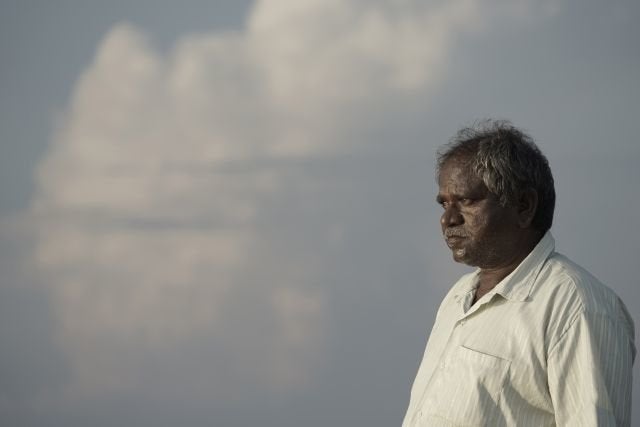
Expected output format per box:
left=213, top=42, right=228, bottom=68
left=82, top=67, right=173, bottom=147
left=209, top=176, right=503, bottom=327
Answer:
left=402, top=232, right=636, bottom=426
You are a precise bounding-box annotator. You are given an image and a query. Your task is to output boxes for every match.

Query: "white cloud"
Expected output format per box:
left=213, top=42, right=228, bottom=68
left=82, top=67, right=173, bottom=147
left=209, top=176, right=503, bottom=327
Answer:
left=29, top=0, right=559, bottom=404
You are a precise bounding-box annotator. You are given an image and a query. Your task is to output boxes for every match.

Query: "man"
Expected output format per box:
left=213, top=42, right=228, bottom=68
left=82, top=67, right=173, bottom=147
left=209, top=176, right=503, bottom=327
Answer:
left=402, top=121, right=635, bottom=426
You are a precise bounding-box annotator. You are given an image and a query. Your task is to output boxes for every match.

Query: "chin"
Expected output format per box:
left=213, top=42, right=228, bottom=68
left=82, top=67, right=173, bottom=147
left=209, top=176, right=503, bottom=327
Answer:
left=452, top=250, right=479, bottom=267
left=452, top=249, right=467, bottom=262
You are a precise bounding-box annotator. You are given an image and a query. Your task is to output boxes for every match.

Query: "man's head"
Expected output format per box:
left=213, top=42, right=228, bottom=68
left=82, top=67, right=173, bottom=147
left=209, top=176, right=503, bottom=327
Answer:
left=436, top=120, right=555, bottom=268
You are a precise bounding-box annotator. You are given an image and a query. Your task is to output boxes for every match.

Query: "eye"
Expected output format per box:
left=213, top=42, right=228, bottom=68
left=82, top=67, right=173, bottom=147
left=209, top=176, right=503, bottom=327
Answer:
left=459, top=198, right=474, bottom=206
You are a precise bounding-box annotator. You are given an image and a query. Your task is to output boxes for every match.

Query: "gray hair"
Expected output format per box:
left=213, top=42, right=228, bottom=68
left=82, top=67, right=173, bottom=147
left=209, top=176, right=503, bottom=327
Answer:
left=437, top=120, right=556, bottom=232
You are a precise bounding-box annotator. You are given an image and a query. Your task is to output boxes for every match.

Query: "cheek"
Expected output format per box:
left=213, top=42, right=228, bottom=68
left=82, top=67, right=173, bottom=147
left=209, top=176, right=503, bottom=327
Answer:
left=463, top=213, right=488, bottom=235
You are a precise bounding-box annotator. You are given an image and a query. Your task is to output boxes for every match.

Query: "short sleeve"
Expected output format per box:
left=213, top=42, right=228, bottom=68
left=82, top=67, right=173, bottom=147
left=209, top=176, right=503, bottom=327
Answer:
left=547, top=308, right=635, bottom=426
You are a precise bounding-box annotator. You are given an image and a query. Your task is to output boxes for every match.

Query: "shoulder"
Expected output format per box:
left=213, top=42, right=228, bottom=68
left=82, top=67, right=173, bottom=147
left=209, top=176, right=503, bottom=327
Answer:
left=543, top=253, right=619, bottom=312
left=538, top=252, right=634, bottom=334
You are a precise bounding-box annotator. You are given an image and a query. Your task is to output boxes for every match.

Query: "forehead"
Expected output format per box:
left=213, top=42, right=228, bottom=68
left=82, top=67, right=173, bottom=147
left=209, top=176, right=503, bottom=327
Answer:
left=437, top=158, right=487, bottom=196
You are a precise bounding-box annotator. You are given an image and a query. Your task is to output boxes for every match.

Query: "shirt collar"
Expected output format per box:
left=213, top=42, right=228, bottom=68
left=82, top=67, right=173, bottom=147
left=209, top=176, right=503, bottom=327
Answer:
left=453, top=231, right=555, bottom=303
left=490, top=231, right=555, bottom=302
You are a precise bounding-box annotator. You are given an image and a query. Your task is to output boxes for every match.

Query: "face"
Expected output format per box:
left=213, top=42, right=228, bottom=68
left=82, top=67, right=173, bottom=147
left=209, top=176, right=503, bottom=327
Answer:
left=436, top=158, right=522, bottom=268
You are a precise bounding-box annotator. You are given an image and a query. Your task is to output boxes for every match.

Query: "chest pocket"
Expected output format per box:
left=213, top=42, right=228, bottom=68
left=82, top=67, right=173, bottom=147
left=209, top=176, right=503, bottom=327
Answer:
left=420, top=345, right=511, bottom=426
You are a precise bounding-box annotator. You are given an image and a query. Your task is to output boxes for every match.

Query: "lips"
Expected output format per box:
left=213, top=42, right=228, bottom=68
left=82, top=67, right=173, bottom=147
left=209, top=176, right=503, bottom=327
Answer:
left=445, top=236, right=463, bottom=247
left=445, top=234, right=466, bottom=249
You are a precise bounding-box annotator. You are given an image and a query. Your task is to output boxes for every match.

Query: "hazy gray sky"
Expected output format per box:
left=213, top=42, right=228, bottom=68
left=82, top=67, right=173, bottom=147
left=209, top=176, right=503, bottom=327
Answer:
left=1, top=1, right=639, bottom=426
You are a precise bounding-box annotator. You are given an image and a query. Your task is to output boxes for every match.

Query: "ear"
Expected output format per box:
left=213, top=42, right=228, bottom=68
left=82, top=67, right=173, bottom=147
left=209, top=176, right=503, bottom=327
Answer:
left=517, top=188, right=538, bottom=228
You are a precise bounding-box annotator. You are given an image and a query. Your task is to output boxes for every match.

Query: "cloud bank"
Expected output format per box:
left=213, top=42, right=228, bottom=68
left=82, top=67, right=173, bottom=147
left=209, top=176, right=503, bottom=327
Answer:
left=27, top=0, right=560, bottom=412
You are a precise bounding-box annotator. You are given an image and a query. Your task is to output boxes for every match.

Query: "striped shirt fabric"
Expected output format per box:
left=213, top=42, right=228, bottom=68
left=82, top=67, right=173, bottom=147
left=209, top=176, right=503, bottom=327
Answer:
left=402, top=232, right=636, bottom=426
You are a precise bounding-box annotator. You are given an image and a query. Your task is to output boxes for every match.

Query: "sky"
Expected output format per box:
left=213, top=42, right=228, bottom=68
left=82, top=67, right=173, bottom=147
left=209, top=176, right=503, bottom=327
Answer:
left=1, top=0, right=639, bottom=426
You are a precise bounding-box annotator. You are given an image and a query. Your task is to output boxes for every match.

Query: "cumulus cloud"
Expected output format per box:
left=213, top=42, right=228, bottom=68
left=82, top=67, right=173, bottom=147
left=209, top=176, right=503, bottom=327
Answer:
left=28, top=0, right=560, bottom=406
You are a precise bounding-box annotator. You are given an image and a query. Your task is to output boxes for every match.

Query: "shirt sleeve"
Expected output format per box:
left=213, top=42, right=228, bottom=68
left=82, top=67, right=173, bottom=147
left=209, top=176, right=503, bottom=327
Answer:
left=547, top=307, right=635, bottom=427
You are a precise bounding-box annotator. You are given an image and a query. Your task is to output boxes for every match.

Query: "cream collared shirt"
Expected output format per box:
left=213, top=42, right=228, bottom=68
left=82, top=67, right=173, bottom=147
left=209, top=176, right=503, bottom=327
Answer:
left=402, top=232, right=635, bottom=426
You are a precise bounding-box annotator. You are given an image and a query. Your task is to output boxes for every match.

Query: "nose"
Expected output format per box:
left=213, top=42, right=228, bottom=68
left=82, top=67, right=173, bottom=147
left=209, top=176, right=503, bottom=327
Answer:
left=440, top=203, right=463, bottom=230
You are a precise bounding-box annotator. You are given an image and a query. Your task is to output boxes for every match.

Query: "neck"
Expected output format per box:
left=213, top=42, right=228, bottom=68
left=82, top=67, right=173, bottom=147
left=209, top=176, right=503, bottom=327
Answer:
left=476, top=230, right=543, bottom=296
